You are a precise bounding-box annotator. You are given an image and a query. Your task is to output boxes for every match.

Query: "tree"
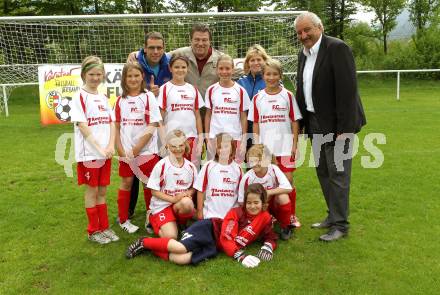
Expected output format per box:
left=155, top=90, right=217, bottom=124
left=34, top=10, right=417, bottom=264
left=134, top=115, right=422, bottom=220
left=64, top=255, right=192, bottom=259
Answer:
left=136, top=0, right=167, bottom=13
left=271, top=0, right=324, bottom=11
left=0, top=0, right=37, bottom=15
left=408, top=0, right=440, bottom=32
left=322, top=0, right=357, bottom=39
left=361, top=0, right=405, bottom=54
left=169, top=0, right=211, bottom=12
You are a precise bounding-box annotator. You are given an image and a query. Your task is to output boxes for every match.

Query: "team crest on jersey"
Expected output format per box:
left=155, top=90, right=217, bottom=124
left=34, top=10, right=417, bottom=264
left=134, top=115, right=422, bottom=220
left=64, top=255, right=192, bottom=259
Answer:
left=244, top=225, right=256, bottom=235
left=181, top=94, right=192, bottom=100
left=130, top=107, right=142, bottom=113
left=272, top=104, right=287, bottom=111
left=176, top=179, right=189, bottom=186
left=223, top=177, right=237, bottom=184
left=224, top=97, right=237, bottom=103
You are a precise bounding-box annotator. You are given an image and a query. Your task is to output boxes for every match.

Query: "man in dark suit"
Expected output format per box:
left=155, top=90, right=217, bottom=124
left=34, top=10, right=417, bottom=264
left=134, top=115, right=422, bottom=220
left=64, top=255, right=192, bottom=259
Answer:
left=295, top=12, right=366, bottom=241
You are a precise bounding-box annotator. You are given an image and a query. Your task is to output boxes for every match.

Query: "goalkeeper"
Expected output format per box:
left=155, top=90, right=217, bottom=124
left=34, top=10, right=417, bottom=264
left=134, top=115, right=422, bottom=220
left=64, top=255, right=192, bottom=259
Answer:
left=126, top=183, right=278, bottom=268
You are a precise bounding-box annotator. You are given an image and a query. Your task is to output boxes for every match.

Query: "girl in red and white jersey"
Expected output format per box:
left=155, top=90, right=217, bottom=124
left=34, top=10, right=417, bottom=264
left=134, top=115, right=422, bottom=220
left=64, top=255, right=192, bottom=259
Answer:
left=114, top=62, right=162, bottom=234
left=248, top=59, right=302, bottom=228
left=71, top=56, right=119, bottom=244
left=146, top=130, right=197, bottom=241
left=204, top=55, right=250, bottom=162
left=239, top=144, right=295, bottom=240
left=194, top=133, right=242, bottom=220
left=157, top=55, right=204, bottom=166
left=126, top=183, right=277, bottom=268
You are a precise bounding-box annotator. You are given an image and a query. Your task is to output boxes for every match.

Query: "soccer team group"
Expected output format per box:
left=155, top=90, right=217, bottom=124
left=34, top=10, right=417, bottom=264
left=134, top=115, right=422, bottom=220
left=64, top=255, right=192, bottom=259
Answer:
left=71, top=13, right=363, bottom=268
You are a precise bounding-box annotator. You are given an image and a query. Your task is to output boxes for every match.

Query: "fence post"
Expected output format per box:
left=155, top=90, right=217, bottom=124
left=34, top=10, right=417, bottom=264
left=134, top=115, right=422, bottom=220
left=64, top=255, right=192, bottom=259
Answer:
left=396, top=71, right=400, bottom=101
left=2, top=85, right=9, bottom=117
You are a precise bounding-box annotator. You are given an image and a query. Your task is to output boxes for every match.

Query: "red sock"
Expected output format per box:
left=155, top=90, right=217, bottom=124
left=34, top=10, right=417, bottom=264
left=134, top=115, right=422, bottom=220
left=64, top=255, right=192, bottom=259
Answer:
left=289, top=188, right=297, bottom=216
left=176, top=211, right=194, bottom=225
left=142, top=237, right=171, bottom=252
left=143, top=188, right=152, bottom=211
left=96, top=203, right=109, bottom=231
left=277, top=202, right=293, bottom=229
left=85, top=207, right=99, bottom=235
left=152, top=251, right=169, bottom=261
left=117, top=189, right=131, bottom=223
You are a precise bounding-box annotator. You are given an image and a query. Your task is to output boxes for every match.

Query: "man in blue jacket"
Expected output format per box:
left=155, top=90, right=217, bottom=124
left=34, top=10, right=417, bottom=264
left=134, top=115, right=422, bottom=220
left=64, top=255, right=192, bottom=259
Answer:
left=128, top=32, right=171, bottom=219
left=135, top=31, right=171, bottom=96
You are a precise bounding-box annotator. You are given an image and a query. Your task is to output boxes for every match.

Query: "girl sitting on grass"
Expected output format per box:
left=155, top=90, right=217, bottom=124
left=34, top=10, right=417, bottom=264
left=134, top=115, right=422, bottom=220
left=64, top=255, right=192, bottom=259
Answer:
left=126, top=183, right=278, bottom=268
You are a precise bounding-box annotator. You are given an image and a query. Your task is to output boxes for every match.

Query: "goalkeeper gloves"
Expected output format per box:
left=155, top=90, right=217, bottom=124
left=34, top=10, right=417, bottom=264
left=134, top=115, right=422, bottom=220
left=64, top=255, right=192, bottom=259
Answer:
left=257, top=242, right=273, bottom=261
left=234, top=250, right=260, bottom=268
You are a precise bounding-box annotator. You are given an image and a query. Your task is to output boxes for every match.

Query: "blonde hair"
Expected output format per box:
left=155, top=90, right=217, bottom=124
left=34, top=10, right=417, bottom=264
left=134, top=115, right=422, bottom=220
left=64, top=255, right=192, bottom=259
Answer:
left=81, top=55, right=105, bottom=82
left=243, top=44, right=270, bottom=74
left=121, top=63, right=147, bottom=97
left=216, top=54, right=234, bottom=68
left=214, top=133, right=236, bottom=162
left=166, top=129, right=190, bottom=155
left=246, top=144, right=274, bottom=166
left=262, top=58, right=283, bottom=79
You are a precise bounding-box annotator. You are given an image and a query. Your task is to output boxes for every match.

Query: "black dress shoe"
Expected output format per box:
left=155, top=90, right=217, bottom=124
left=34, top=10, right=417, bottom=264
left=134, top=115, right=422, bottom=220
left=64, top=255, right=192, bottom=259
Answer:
left=319, top=229, right=347, bottom=242
left=311, top=220, right=331, bottom=229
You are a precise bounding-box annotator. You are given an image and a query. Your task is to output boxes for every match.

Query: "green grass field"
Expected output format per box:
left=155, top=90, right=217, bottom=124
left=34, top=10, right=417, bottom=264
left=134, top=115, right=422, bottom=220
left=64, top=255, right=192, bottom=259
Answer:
left=0, top=77, right=439, bottom=294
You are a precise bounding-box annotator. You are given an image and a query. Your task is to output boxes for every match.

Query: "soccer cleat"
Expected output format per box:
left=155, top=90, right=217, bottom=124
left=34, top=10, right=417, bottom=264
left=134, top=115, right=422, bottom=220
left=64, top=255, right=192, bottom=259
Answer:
left=101, top=228, right=120, bottom=242
left=126, top=238, right=146, bottom=259
left=291, top=215, right=302, bottom=228
left=88, top=231, right=111, bottom=244
left=280, top=227, right=294, bottom=240
left=120, top=220, right=139, bottom=234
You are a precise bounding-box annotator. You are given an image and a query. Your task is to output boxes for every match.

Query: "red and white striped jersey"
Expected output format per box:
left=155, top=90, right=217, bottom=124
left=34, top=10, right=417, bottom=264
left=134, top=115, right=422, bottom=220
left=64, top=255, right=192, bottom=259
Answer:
left=71, top=89, right=113, bottom=162
left=205, top=82, right=250, bottom=140
left=248, top=88, right=302, bottom=156
left=147, top=156, right=197, bottom=214
left=158, top=81, right=204, bottom=138
left=193, top=160, right=243, bottom=219
left=238, top=164, right=292, bottom=203
left=114, top=92, right=161, bottom=156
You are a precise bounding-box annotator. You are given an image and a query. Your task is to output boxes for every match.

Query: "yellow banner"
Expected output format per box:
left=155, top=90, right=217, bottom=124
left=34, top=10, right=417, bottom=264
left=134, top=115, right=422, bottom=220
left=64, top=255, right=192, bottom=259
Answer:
left=38, top=64, right=123, bottom=125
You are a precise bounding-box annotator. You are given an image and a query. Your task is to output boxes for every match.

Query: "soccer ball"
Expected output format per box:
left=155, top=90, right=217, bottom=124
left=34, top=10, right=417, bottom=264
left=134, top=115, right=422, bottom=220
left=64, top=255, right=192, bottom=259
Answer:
left=54, top=96, right=72, bottom=122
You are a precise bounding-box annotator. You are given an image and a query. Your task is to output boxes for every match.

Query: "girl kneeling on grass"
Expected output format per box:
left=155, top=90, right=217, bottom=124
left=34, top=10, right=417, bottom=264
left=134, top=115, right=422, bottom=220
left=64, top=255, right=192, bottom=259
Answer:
left=126, top=183, right=278, bottom=268
left=145, top=129, right=197, bottom=245
left=114, top=62, right=162, bottom=234
left=71, top=55, right=119, bottom=244
left=194, top=133, right=242, bottom=220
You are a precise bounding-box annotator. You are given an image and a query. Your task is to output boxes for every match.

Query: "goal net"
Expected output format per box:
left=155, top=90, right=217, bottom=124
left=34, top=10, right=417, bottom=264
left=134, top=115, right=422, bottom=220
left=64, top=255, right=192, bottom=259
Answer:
left=0, top=11, right=303, bottom=111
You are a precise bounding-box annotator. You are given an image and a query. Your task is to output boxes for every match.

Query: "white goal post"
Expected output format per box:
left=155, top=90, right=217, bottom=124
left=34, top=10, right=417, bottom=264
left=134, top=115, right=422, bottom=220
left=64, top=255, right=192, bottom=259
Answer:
left=0, top=11, right=304, bottom=116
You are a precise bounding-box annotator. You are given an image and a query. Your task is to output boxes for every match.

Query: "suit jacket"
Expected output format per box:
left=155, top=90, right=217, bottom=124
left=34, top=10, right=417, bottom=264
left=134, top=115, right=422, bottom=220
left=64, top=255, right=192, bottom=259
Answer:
left=296, top=34, right=366, bottom=135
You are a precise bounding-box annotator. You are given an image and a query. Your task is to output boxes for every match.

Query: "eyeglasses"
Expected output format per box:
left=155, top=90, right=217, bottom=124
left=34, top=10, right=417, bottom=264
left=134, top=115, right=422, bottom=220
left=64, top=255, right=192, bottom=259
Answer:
left=146, top=46, right=164, bottom=51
